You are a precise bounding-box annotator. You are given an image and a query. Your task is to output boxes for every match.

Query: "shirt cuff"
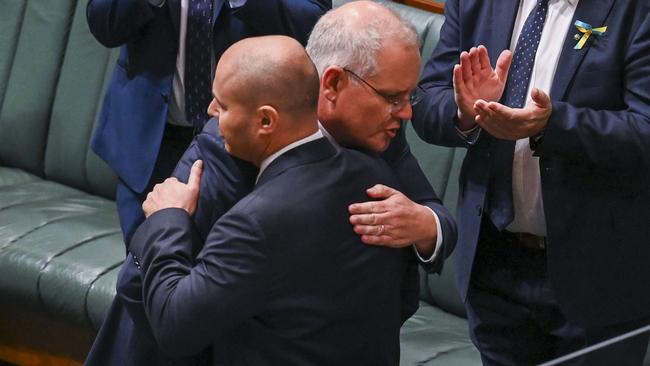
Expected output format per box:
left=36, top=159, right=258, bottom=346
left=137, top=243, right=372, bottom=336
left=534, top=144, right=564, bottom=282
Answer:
left=412, top=206, right=443, bottom=263
left=455, top=123, right=482, bottom=145
left=228, top=0, right=247, bottom=8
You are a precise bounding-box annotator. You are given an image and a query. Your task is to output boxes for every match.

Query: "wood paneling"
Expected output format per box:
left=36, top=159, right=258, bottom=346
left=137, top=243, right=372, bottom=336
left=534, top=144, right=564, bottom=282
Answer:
left=394, top=0, right=445, bottom=14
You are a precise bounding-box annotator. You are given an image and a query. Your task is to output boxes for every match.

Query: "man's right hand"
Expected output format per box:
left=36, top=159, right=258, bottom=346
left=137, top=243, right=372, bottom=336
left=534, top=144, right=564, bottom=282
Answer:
left=142, top=160, right=203, bottom=218
left=453, top=45, right=512, bottom=130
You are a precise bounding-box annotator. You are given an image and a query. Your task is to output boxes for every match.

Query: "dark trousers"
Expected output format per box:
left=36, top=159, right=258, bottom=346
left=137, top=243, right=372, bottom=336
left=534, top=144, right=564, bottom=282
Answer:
left=86, top=124, right=198, bottom=366
left=466, top=221, right=650, bottom=366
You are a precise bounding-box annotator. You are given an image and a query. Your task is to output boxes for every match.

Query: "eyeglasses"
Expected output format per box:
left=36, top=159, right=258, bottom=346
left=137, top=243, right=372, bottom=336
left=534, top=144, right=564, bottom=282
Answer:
left=343, top=67, right=426, bottom=112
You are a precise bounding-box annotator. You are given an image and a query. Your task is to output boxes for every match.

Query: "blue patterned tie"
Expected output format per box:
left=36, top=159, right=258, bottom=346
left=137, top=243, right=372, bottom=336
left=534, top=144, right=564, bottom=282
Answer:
left=185, top=0, right=214, bottom=129
left=488, top=0, right=549, bottom=231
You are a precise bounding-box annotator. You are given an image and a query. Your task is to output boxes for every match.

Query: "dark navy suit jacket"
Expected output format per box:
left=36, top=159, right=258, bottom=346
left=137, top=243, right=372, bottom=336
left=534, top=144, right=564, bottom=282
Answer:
left=87, top=0, right=330, bottom=193
left=130, top=138, right=410, bottom=365
left=413, top=0, right=650, bottom=327
left=173, top=120, right=457, bottom=323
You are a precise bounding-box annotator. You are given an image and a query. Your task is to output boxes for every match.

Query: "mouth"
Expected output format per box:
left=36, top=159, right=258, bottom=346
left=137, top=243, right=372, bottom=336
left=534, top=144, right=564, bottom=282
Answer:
left=385, top=128, right=399, bottom=139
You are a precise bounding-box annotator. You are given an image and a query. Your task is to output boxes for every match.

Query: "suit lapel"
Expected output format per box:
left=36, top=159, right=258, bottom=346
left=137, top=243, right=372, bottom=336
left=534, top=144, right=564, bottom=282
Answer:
left=168, top=0, right=181, bottom=36
left=212, top=0, right=226, bottom=27
left=550, top=0, right=616, bottom=100
left=256, top=138, right=337, bottom=187
left=489, top=0, right=521, bottom=54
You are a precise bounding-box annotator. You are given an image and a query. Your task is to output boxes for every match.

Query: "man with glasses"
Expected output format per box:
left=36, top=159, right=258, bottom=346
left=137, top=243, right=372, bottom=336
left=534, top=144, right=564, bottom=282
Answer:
left=305, top=1, right=456, bottom=275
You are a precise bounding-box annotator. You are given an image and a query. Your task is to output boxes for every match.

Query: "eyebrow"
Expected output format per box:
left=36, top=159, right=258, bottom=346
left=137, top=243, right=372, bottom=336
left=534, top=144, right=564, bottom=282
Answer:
left=212, top=93, right=223, bottom=107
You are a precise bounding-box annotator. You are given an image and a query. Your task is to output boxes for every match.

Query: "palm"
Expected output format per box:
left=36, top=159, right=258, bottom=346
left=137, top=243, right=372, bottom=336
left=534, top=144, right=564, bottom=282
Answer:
left=453, top=46, right=512, bottom=126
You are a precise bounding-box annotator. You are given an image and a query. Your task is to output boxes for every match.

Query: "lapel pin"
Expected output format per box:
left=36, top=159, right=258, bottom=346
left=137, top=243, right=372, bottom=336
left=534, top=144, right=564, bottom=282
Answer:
left=574, top=20, right=607, bottom=50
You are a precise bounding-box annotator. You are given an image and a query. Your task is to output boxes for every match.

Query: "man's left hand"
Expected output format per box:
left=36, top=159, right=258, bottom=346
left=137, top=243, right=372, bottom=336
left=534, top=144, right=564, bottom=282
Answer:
left=348, top=184, right=437, bottom=256
left=473, top=87, right=552, bottom=140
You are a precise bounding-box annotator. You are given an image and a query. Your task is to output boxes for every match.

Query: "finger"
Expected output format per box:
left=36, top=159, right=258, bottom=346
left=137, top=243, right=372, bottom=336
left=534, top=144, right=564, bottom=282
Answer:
left=349, top=213, right=383, bottom=225
left=453, top=64, right=467, bottom=98
left=477, top=45, right=491, bottom=71
left=474, top=100, right=496, bottom=128
left=495, top=50, right=513, bottom=84
left=530, top=87, right=551, bottom=109
left=487, top=101, right=516, bottom=121
left=469, top=47, right=481, bottom=81
left=473, top=99, right=490, bottom=114
left=348, top=201, right=386, bottom=215
left=360, top=235, right=407, bottom=248
left=142, top=196, right=155, bottom=218
left=187, top=160, right=203, bottom=191
left=352, top=224, right=387, bottom=236
left=460, top=51, right=473, bottom=85
left=365, top=184, right=399, bottom=199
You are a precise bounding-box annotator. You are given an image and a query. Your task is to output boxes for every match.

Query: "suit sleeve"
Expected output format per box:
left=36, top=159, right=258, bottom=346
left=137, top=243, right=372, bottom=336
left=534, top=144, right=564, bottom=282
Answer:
left=86, top=0, right=157, bottom=48
left=412, top=0, right=474, bottom=149
left=129, top=207, right=270, bottom=357
left=231, top=0, right=331, bottom=45
left=382, top=129, right=458, bottom=274
left=172, top=118, right=257, bottom=240
left=535, top=13, right=650, bottom=171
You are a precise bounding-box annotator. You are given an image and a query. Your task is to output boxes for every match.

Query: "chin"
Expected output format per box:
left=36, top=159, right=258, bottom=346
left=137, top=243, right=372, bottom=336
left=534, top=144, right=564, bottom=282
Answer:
left=370, top=139, right=391, bottom=153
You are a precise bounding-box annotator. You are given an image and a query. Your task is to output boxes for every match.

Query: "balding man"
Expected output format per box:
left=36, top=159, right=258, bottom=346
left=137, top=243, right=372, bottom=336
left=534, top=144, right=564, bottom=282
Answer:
left=167, top=0, right=455, bottom=332
left=130, top=36, right=410, bottom=365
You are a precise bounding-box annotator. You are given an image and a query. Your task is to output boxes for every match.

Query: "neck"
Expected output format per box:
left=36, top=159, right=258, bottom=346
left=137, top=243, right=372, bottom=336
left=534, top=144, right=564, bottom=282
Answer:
left=254, top=115, right=319, bottom=166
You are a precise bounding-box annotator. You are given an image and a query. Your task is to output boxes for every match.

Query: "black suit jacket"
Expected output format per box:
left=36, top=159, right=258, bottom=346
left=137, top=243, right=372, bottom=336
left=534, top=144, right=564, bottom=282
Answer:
left=131, top=138, right=409, bottom=365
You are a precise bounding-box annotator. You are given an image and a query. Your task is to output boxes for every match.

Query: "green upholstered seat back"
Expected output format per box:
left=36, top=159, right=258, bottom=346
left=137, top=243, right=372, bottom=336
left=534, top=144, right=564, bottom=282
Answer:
left=0, top=0, right=27, bottom=114
left=0, top=0, right=76, bottom=176
left=43, top=0, right=118, bottom=199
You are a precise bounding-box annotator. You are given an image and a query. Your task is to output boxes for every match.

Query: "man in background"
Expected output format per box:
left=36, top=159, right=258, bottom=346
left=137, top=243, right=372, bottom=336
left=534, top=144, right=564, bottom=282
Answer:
left=412, top=0, right=650, bottom=364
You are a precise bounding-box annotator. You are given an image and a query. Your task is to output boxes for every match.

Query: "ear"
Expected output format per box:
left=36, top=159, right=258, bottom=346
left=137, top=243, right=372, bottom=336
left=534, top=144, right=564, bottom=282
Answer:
left=256, top=105, right=279, bottom=136
left=321, top=66, right=347, bottom=103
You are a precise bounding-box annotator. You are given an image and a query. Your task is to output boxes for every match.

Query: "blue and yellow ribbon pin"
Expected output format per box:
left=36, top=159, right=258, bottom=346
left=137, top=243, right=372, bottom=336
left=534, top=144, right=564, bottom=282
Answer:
left=574, top=20, right=607, bottom=50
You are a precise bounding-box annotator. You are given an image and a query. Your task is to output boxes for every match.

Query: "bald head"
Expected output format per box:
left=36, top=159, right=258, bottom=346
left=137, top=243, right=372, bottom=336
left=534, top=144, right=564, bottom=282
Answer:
left=306, top=1, right=419, bottom=78
left=216, top=36, right=320, bottom=116
left=210, top=36, right=321, bottom=165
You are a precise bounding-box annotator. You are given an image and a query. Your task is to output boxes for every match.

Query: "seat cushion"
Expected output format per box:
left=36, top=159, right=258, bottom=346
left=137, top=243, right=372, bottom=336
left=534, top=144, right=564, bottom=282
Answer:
left=400, top=301, right=481, bottom=365
left=0, top=173, right=123, bottom=330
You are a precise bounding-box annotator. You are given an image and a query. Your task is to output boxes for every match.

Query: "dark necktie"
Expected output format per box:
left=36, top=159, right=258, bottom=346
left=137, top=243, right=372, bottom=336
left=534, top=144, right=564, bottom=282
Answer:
left=488, top=0, right=550, bottom=231
left=185, top=0, right=214, bottom=129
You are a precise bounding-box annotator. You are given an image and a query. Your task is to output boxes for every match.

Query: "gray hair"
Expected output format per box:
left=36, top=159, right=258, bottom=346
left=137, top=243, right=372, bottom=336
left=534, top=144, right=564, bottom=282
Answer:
left=306, top=3, right=420, bottom=78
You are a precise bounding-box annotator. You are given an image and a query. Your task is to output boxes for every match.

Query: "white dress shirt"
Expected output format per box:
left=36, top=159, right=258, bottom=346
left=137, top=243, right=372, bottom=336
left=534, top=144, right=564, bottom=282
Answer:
left=506, top=0, right=578, bottom=236
left=167, top=0, right=247, bottom=126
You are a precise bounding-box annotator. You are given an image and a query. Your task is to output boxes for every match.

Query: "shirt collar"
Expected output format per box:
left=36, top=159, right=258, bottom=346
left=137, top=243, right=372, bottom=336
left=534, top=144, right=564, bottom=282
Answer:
left=256, top=127, right=324, bottom=183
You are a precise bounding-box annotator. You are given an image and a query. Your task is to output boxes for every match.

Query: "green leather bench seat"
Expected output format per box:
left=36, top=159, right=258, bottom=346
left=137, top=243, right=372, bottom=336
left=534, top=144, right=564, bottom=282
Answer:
left=0, top=173, right=122, bottom=325
left=0, top=0, right=123, bottom=362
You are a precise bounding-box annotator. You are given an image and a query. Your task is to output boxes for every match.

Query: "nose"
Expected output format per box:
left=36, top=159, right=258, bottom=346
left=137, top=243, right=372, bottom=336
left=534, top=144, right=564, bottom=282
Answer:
left=393, top=102, right=413, bottom=120
left=207, top=98, right=219, bottom=117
